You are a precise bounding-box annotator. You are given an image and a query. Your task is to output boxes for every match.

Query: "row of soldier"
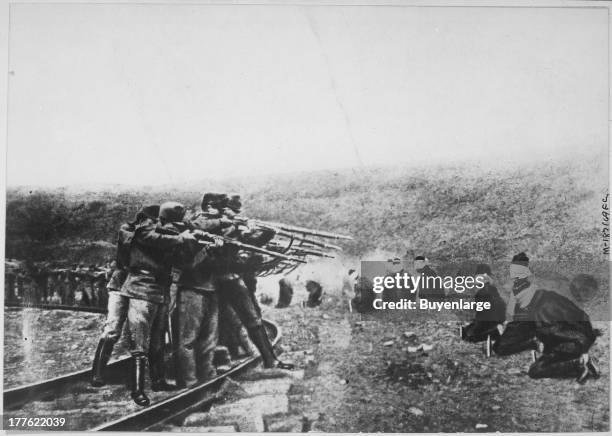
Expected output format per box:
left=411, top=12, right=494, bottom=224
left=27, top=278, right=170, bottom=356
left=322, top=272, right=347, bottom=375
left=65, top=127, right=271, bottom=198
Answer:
left=4, top=263, right=114, bottom=308
left=90, top=193, right=294, bottom=406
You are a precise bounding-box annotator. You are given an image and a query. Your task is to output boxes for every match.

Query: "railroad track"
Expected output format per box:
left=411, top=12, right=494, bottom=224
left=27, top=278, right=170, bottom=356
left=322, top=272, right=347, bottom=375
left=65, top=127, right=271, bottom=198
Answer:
left=3, top=304, right=281, bottom=431
left=4, top=301, right=108, bottom=314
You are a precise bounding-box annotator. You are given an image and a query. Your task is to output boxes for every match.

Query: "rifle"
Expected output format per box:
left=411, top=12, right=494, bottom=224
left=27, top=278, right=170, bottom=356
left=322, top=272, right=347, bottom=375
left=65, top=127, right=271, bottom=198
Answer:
left=219, top=235, right=307, bottom=264
left=161, top=223, right=307, bottom=264
left=266, top=241, right=335, bottom=259
left=291, top=248, right=335, bottom=259
left=234, top=216, right=352, bottom=241
left=276, top=231, right=343, bottom=251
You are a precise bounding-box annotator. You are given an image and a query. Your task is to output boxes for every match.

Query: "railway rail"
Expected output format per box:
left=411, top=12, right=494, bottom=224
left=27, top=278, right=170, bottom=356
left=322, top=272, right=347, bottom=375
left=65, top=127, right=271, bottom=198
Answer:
left=3, top=304, right=281, bottom=431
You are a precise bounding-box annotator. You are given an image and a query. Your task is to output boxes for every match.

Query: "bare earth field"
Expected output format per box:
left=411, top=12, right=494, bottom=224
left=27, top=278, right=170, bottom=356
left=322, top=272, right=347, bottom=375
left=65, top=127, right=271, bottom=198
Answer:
left=267, top=295, right=610, bottom=433
left=3, top=295, right=609, bottom=432
left=3, top=308, right=129, bottom=389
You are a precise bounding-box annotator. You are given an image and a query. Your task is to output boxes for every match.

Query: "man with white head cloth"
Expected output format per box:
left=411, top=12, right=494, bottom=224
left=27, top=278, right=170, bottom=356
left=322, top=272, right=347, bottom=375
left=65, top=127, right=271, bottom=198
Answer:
left=493, top=252, right=600, bottom=383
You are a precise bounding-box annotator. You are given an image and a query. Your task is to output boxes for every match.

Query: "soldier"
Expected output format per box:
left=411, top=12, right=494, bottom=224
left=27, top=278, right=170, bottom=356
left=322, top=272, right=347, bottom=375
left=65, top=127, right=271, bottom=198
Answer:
left=169, top=204, right=224, bottom=388
left=493, top=253, right=600, bottom=383
left=32, top=265, right=49, bottom=304
left=62, top=270, right=74, bottom=305
left=218, top=303, right=256, bottom=360
left=46, top=272, right=57, bottom=304
left=49, top=290, right=62, bottom=304
left=73, top=276, right=86, bottom=306
left=120, top=202, right=196, bottom=405
left=219, top=195, right=258, bottom=358
left=197, top=193, right=294, bottom=370
left=5, top=268, right=16, bottom=303
left=94, top=273, right=108, bottom=309
left=461, top=264, right=506, bottom=342
left=86, top=265, right=98, bottom=307
left=91, top=205, right=160, bottom=388
left=224, top=193, right=271, bottom=317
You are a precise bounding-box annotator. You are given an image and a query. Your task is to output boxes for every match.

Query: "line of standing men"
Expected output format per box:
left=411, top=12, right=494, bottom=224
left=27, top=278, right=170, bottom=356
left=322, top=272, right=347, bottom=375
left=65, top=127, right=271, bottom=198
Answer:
left=90, top=193, right=293, bottom=406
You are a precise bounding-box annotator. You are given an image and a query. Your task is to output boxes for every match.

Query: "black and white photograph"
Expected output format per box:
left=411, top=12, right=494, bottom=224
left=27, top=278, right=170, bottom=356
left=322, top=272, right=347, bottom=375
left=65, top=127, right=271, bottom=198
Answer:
left=1, top=0, right=610, bottom=432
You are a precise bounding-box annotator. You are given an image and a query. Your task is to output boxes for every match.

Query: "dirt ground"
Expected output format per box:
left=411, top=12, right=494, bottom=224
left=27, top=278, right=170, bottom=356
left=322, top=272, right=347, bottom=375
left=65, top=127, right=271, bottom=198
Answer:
left=266, top=294, right=610, bottom=433
left=3, top=296, right=609, bottom=432
left=3, top=308, right=129, bottom=389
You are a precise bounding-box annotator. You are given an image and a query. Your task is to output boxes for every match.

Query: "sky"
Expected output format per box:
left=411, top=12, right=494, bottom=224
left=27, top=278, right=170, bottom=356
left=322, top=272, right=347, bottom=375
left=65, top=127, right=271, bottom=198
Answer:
left=5, top=3, right=609, bottom=187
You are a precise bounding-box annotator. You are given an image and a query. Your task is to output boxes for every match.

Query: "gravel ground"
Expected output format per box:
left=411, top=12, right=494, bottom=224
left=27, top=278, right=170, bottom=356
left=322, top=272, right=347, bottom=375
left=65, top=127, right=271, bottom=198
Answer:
left=265, top=294, right=610, bottom=433
left=4, top=298, right=609, bottom=432
left=3, top=309, right=129, bottom=389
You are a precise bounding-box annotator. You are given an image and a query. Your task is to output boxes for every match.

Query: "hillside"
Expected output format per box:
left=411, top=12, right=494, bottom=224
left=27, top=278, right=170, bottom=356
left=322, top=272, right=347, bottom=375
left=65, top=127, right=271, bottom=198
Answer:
left=5, top=157, right=608, bottom=273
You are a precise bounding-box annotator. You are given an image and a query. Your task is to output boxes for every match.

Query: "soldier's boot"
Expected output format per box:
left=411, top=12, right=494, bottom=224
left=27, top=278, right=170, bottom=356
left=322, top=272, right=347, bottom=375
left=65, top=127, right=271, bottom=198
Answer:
left=213, top=346, right=233, bottom=374
left=200, top=351, right=218, bottom=381
left=130, top=354, right=150, bottom=407
left=248, top=325, right=294, bottom=370
left=236, top=326, right=256, bottom=357
left=529, top=355, right=590, bottom=384
left=149, top=350, right=176, bottom=392
left=91, top=338, right=115, bottom=387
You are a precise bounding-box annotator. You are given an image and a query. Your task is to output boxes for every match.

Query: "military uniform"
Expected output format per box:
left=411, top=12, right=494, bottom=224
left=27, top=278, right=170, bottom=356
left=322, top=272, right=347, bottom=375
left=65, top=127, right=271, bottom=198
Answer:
left=122, top=203, right=196, bottom=406
left=170, top=215, right=221, bottom=387
left=214, top=195, right=292, bottom=370
left=91, top=206, right=160, bottom=389
left=5, top=271, right=16, bottom=303
left=218, top=302, right=255, bottom=359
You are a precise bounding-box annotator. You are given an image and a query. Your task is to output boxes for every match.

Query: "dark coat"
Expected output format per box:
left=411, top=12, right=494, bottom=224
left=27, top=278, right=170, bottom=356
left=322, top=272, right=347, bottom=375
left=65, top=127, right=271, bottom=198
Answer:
left=530, top=289, right=598, bottom=356
left=119, top=219, right=184, bottom=303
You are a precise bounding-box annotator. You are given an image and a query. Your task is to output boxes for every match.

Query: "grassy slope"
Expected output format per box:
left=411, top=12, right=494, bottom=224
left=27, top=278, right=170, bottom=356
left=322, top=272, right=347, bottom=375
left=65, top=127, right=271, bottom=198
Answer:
left=6, top=157, right=607, bottom=279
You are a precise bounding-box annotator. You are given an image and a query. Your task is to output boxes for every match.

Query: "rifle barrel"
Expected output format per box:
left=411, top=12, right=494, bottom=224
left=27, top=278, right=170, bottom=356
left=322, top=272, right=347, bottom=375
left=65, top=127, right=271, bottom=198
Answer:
left=223, top=238, right=307, bottom=264
left=276, top=231, right=342, bottom=251
left=235, top=216, right=352, bottom=241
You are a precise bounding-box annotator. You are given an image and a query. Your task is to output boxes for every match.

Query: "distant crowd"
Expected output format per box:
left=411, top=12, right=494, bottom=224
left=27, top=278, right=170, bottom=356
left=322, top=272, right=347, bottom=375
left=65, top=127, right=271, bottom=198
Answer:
left=4, top=260, right=115, bottom=308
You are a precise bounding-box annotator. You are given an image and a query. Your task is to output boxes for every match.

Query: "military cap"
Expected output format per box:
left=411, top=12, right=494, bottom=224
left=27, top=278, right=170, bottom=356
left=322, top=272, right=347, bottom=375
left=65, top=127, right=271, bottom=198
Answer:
left=227, top=194, right=242, bottom=212
left=212, top=193, right=229, bottom=208
left=202, top=192, right=227, bottom=210
left=135, top=204, right=160, bottom=220
left=201, top=192, right=219, bottom=206
left=141, top=204, right=160, bottom=219
left=159, top=201, right=186, bottom=222
left=133, top=204, right=160, bottom=223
